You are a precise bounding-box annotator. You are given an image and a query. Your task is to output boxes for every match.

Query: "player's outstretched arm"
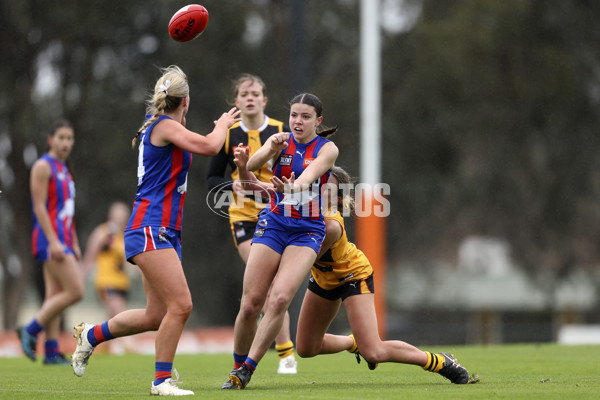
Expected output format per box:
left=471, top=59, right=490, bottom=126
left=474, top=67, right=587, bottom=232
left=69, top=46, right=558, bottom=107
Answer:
left=234, top=144, right=274, bottom=196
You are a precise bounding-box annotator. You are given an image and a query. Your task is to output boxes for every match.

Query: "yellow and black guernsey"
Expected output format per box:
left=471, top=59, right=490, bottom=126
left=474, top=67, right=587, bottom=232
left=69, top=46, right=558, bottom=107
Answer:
left=312, top=210, right=373, bottom=291
left=207, top=116, right=289, bottom=222
left=94, top=222, right=130, bottom=292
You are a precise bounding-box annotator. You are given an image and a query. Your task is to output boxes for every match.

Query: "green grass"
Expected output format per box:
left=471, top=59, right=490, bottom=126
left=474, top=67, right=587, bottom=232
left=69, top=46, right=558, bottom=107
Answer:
left=1, top=344, right=599, bottom=399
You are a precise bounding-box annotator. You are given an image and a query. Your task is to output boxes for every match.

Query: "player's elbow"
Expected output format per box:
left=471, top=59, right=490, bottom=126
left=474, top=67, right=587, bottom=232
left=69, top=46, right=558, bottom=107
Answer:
left=205, top=144, right=220, bottom=156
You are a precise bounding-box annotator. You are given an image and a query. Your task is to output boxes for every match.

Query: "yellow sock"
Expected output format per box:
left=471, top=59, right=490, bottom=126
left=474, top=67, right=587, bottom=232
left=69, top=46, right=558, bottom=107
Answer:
left=275, top=340, right=294, bottom=359
left=423, top=351, right=445, bottom=372
left=347, top=334, right=358, bottom=354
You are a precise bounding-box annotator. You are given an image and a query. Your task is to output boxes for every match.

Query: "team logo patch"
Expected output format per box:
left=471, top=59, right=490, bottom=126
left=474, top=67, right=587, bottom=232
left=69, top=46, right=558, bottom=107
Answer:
left=158, top=227, right=169, bottom=242
left=254, top=228, right=265, bottom=237
left=258, top=218, right=268, bottom=227
left=279, top=154, right=293, bottom=166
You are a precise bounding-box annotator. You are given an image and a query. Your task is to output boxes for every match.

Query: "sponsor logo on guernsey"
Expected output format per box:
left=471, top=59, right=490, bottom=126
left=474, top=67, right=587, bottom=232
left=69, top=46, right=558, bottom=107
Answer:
left=295, top=150, right=305, bottom=157
left=303, top=158, right=315, bottom=167
left=279, top=154, right=293, bottom=166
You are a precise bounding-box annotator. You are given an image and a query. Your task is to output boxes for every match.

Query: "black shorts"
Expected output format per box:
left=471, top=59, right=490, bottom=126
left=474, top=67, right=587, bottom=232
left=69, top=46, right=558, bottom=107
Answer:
left=308, top=274, right=375, bottom=301
left=230, top=220, right=257, bottom=247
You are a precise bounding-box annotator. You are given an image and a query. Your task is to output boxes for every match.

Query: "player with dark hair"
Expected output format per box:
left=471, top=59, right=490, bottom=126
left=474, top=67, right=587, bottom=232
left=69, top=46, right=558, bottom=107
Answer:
left=207, top=74, right=298, bottom=379
left=224, top=93, right=338, bottom=389
left=232, top=159, right=474, bottom=385
left=17, top=119, right=84, bottom=365
left=294, top=167, right=473, bottom=385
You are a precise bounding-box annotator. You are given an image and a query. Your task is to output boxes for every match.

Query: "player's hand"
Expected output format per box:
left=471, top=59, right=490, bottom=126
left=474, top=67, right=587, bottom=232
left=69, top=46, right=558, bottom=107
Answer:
left=49, top=241, right=66, bottom=261
left=233, top=144, right=250, bottom=169
left=214, top=107, right=241, bottom=129
left=270, top=172, right=296, bottom=193
left=269, top=132, right=289, bottom=152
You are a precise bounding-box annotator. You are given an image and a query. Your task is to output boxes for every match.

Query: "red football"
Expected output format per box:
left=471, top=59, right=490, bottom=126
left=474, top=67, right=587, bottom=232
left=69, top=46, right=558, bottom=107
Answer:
left=168, top=4, right=209, bottom=42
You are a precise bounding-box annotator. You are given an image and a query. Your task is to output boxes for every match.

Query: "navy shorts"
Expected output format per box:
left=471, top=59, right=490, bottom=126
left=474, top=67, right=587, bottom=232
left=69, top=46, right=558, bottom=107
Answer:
left=251, top=210, right=325, bottom=255
left=124, top=226, right=182, bottom=263
left=34, top=244, right=76, bottom=263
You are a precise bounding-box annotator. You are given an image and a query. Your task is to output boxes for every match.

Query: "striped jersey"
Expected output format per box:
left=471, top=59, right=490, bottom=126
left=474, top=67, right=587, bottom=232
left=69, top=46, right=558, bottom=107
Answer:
left=126, top=115, right=192, bottom=232
left=270, top=134, right=331, bottom=220
left=31, top=154, right=76, bottom=258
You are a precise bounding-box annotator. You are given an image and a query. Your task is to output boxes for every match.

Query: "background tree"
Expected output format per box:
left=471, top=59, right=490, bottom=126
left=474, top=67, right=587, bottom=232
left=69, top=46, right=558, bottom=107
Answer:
left=1, top=0, right=600, bottom=332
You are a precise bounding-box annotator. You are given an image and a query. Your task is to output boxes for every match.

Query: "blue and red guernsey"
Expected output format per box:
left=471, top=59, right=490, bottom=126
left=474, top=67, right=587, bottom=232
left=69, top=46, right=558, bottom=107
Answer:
left=271, top=134, right=331, bottom=220
left=31, top=154, right=76, bottom=259
left=126, top=115, right=192, bottom=232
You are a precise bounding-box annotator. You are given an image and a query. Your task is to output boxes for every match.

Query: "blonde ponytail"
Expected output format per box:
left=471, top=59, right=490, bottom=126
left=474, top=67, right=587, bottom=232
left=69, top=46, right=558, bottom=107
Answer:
left=132, top=65, right=189, bottom=148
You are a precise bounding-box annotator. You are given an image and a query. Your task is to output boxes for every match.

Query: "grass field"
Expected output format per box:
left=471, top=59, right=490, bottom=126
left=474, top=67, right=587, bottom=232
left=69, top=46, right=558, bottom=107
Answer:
left=1, top=343, right=598, bottom=399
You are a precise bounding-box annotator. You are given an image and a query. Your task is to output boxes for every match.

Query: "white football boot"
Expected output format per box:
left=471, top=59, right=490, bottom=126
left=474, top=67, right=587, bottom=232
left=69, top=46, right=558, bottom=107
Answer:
left=151, top=370, right=194, bottom=396
left=72, top=322, right=95, bottom=377
left=277, top=354, right=298, bottom=374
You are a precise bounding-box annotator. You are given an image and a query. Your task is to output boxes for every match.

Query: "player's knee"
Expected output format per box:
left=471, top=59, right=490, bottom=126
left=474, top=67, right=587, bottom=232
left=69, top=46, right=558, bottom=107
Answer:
left=176, top=300, right=193, bottom=320
left=239, top=296, right=263, bottom=320
left=357, top=346, right=384, bottom=363
left=296, top=343, right=319, bottom=358
left=68, top=285, right=85, bottom=304
left=145, top=313, right=164, bottom=331
left=168, top=296, right=193, bottom=321
left=73, top=290, right=84, bottom=303
left=265, top=293, right=289, bottom=315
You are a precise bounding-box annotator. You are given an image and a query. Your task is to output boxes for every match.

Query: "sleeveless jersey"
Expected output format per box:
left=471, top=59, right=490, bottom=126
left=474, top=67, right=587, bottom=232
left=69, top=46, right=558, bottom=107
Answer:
left=94, top=222, right=129, bottom=291
left=126, top=115, right=192, bottom=232
left=225, top=116, right=287, bottom=221
left=31, top=154, right=76, bottom=259
left=311, top=210, right=373, bottom=290
left=270, top=135, right=331, bottom=220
